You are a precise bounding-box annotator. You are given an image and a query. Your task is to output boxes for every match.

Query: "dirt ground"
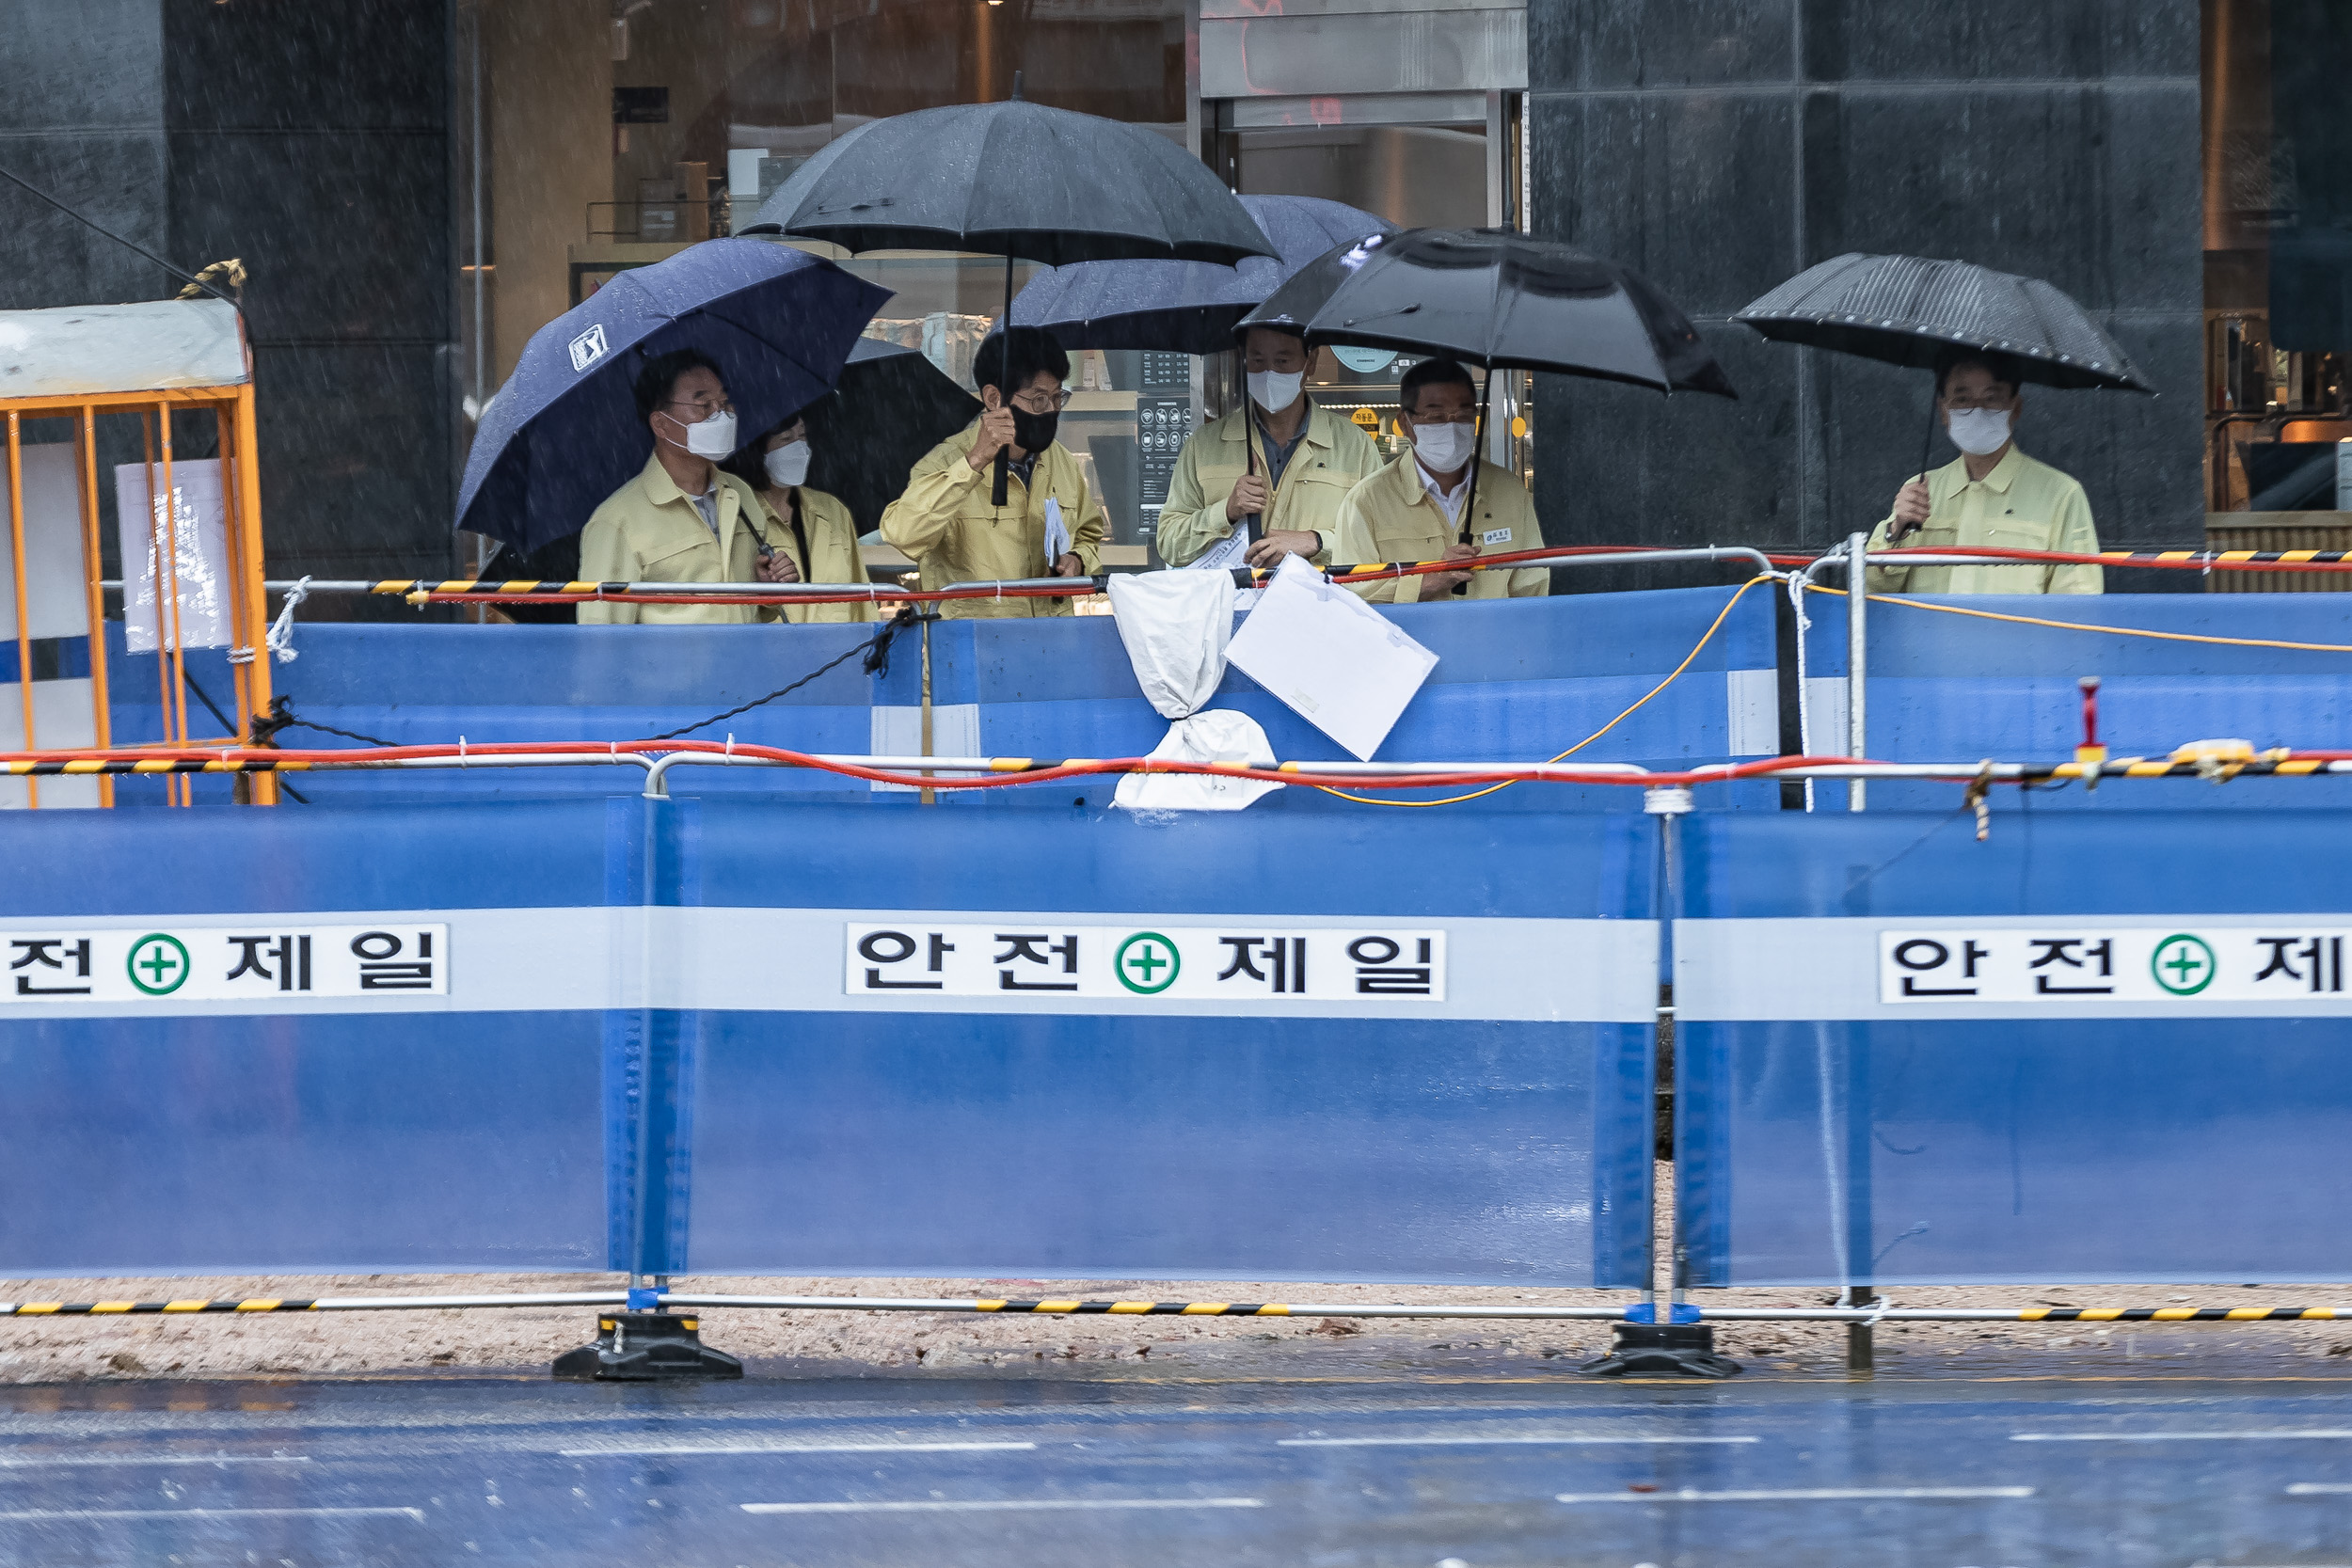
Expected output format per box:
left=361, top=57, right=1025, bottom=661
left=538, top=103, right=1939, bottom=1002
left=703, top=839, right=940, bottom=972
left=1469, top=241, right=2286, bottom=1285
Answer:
left=8, top=1167, right=2350, bottom=1382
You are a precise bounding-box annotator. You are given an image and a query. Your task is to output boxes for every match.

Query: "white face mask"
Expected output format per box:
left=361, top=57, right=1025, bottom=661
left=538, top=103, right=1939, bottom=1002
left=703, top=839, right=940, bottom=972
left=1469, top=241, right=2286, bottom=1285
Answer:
left=1410, top=420, right=1476, bottom=475
left=665, top=407, right=738, bottom=459
left=1248, top=369, right=1305, bottom=414
left=764, top=439, right=811, bottom=489
left=1946, top=406, right=2012, bottom=457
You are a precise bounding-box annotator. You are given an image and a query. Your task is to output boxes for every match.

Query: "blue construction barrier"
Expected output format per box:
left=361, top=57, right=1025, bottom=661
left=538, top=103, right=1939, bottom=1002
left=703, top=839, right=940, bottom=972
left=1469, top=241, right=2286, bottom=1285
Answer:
left=0, top=797, right=1659, bottom=1289
left=93, top=588, right=1783, bottom=811
left=1672, top=807, right=2352, bottom=1287
left=1798, top=591, right=2352, bottom=810
left=0, top=800, right=617, bottom=1275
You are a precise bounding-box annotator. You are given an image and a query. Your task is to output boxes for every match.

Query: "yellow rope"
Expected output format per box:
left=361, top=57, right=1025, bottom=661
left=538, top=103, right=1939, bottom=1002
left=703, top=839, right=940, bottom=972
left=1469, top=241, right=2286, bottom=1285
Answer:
left=1321, top=576, right=1774, bottom=807
left=1809, top=584, right=2352, bottom=654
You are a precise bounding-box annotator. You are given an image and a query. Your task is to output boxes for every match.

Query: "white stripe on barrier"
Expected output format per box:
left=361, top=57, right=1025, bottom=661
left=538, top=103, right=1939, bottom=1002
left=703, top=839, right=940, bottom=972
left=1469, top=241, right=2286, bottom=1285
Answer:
left=1676, top=915, right=2352, bottom=1022
left=0, top=908, right=1659, bottom=1023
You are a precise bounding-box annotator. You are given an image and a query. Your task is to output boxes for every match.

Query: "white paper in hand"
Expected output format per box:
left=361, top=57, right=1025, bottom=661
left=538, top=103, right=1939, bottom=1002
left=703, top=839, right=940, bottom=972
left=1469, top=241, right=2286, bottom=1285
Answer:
left=1042, top=496, right=1071, bottom=570
left=1186, top=528, right=1248, bottom=571
left=1224, top=554, right=1437, bottom=760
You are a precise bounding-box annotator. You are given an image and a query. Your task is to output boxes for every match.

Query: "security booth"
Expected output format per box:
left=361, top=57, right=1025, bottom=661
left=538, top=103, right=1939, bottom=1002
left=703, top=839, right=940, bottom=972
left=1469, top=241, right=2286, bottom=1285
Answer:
left=0, top=298, right=277, bottom=808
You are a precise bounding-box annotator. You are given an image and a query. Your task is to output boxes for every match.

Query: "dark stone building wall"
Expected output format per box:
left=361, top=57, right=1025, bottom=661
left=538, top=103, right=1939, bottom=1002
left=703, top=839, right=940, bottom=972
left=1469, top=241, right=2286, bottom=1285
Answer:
left=1526, top=0, right=2205, bottom=588
left=0, top=0, right=455, bottom=593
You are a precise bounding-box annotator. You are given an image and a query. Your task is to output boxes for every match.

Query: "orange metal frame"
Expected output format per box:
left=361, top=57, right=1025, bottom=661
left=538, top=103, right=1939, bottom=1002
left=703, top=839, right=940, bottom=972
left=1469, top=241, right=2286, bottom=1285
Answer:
left=2, top=380, right=277, bottom=808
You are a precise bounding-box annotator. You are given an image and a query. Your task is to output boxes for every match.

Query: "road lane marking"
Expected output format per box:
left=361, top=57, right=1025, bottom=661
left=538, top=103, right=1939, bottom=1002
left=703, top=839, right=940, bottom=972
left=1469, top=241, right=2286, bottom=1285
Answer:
left=0, top=1455, right=311, bottom=1468
left=1556, top=1487, right=2033, bottom=1504
left=0, top=1507, right=423, bottom=1523
left=2016, top=1431, right=2352, bottom=1443
left=742, top=1497, right=1264, bottom=1514
left=564, top=1442, right=1036, bottom=1457
left=1283, top=1435, right=1758, bottom=1448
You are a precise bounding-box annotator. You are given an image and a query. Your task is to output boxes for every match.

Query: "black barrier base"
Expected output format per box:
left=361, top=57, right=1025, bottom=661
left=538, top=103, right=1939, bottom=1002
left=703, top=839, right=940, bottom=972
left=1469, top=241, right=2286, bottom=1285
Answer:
left=552, top=1312, right=744, bottom=1382
left=1581, top=1323, right=1742, bottom=1379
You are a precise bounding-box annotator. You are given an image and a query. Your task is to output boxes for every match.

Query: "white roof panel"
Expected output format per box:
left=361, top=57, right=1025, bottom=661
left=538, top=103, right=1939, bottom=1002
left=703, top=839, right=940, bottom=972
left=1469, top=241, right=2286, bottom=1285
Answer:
left=0, top=299, right=247, bottom=400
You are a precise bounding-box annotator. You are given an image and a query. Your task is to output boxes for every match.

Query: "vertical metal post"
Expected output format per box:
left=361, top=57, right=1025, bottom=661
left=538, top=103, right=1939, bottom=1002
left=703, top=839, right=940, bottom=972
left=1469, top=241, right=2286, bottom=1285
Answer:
left=231, top=384, right=277, bottom=804
left=917, top=613, right=936, bottom=807
left=1846, top=531, right=1867, bottom=812
left=1642, top=784, right=1693, bottom=1325
left=1846, top=1287, right=1877, bottom=1376
left=73, top=406, right=113, bottom=807
left=155, top=404, right=190, bottom=803
left=6, top=411, right=36, bottom=808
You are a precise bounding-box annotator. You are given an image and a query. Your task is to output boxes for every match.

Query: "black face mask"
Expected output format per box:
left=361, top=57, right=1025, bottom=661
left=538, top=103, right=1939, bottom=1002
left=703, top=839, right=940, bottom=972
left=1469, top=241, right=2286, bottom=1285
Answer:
left=1010, top=404, right=1059, bottom=452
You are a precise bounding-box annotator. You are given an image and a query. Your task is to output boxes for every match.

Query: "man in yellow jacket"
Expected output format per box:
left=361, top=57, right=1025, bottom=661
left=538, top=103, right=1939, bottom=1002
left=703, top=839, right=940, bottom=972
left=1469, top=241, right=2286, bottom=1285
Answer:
left=1332, top=357, right=1549, bottom=604
left=1155, top=325, right=1383, bottom=570
left=880, top=327, right=1105, bottom=620
left=1866, top=352, right=2103, bottom=594
left=578, top=349, right=773, bottom=626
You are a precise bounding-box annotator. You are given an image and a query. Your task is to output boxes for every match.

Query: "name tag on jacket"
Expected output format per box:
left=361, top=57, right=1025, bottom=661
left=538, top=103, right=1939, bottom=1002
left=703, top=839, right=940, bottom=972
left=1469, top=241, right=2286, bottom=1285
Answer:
left=1482, top=528, right=1513, bottom=546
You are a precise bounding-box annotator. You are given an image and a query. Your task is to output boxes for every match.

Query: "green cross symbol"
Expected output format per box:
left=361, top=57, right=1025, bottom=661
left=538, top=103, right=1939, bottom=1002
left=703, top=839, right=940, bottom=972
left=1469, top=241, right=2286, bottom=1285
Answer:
left=126, top=933, right=190, bottom=996
left=1114, top=931, right=1180, bottom=995
left=2151, top=933, right=2216, bottom=997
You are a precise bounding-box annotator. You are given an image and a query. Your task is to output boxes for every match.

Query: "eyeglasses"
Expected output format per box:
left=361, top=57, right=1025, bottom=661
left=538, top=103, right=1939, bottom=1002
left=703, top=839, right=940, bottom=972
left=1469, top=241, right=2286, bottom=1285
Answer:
left=1009, top=388, right=1073, bottom=414
left=1942, top=392, right=2013, bottom=411
left=663, top=396, right=735, bottom=419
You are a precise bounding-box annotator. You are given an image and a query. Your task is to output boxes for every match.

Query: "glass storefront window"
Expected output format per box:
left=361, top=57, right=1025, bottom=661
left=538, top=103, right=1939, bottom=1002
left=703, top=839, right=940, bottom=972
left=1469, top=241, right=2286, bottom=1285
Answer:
left=2202, top=0, right=2352, bottom=518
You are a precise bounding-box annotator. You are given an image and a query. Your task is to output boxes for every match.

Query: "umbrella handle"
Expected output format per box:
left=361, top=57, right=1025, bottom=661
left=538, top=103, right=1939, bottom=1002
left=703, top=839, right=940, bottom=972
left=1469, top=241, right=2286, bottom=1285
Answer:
left=1456, top=372, right=1492, bottom=552
left=1244, top=415, right=1263, bottom=544
left=1898, top=371, right=1940, bottom=540
left=993, top=253, right=1015, bottom=507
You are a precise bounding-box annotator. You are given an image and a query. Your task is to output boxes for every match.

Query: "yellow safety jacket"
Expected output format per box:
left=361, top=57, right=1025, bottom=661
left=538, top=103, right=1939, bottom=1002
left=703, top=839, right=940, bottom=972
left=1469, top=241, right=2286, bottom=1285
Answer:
left=1332, top=455, right=1550, bottom=603
left=880, top=420, right=1107, bottom=620
left=1154, top=402, right=1384, bottom=567
left=747, top=484, right=878, bottom=625
left=578, top=453, right=773, bottom=626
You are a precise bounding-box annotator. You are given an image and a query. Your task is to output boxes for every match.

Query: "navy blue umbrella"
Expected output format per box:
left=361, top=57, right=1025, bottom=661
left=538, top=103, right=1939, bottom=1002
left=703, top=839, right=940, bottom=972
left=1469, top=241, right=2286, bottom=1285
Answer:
left=1007, top=195, right=1395, bottom=354
left=456, top=238, right=892, bottom=552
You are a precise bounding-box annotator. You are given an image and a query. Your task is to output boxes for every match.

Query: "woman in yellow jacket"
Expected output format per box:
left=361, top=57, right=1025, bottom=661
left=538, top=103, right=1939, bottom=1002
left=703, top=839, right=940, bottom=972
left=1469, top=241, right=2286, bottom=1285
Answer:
left=722, top=415, right=877, bottom=625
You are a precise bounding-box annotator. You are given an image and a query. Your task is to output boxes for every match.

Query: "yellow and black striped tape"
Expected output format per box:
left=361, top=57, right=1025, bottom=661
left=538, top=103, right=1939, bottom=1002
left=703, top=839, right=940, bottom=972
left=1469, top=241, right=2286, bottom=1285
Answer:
left=3, top=1299, right=317, bottom=1315
left=2096, top=549, right=2352, bottom=565
left=4, top=759, right=312, bottom=776
left=371, top=579, right=610, bottom=596
left=974, top=1299, right=1294, bottom=1316
left=2019, top=1306, right=2336, bottom=1322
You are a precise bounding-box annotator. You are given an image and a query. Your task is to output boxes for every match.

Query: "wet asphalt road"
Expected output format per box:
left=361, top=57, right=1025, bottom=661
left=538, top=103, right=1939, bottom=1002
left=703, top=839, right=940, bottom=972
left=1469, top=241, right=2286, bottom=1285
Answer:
left=5, top=1364, right=2352, bottom=1566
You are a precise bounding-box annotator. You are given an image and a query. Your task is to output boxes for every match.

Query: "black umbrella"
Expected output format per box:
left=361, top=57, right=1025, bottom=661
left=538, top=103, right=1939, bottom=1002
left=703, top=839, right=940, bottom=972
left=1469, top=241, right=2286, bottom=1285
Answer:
left=794, top=338, right=983, bottom=535
left=1733, top=253, right=2154, bottom=533
left=1008, top=194, right=1395, bottom=354
left=1237, top=228, right=1736, bottom=543
left=740, top=84, right=1275, bottom=504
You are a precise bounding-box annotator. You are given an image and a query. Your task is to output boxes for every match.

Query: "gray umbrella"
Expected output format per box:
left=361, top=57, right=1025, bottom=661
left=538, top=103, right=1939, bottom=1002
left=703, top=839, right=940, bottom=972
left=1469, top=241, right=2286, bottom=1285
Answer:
left=1733, top=252, right=2152, bottom=391
left=739, top=87, right=1274, bottom=506
left=1009, top=194, right=1396, bottom=354
left=1735, top=254, right=2154, bottom=532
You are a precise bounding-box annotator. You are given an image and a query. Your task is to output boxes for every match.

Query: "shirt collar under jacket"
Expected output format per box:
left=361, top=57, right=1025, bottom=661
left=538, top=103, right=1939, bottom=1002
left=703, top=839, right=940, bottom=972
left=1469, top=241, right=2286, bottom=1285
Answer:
left=1414, top=456, right=1471, bottom=523
left=1950, top=443, right=2026, bottom=496
left=636, top=450, right=721, bottom=512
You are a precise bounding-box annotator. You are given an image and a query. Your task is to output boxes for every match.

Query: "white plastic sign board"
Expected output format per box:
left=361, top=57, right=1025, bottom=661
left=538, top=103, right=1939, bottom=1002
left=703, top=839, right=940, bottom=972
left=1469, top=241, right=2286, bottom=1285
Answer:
left=1223, top=554, right=1437, bottom=760
left=114, top=458, right=230, bottom=652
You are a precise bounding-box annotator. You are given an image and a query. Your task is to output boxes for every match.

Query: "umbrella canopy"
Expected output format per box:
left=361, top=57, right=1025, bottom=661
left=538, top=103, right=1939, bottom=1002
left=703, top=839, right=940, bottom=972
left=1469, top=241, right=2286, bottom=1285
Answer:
left=1236, top=228, right=1736, bottom=396
left=1732, top=252, right=2152, bottom=392
left=739, top=100, right=1275, bottom=268
left=790, top=338, right=983, bottom=534
left=457, top=239, right=890, bottom=552
left=1007, top=194, right=1395, bottom=354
